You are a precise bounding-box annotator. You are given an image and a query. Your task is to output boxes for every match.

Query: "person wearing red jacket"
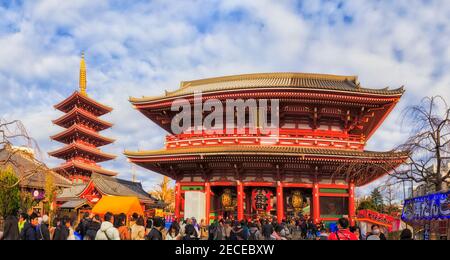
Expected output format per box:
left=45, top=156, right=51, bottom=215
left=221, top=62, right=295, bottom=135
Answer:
left=328, top=218, right=359, bottom=241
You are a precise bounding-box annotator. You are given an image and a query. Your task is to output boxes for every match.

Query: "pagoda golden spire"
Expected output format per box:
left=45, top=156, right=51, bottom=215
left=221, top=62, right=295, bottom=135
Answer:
left=79, top=51, right=87, bottom=96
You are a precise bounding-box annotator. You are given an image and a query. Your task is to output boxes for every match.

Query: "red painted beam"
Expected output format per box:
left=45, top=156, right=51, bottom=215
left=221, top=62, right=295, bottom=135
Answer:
left=243, top=182, right=276, bottom=187
left=210, top=181, right=236, bottom=187
left=178, top=182, right=205, bottom=186
left=282, top=183, right=314, bottom=188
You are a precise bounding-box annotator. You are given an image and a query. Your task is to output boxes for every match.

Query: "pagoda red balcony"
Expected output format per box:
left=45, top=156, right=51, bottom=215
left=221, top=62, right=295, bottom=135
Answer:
left=50, top=124, right=115, bottom=147
left=165, top=128, right=364, bottom=150
left=52, top=107, right=113, bottom=131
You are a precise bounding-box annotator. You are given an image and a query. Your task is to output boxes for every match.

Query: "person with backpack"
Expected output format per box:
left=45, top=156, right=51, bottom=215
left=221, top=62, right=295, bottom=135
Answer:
left=37, top=215, right=51, bottom=240
left=75, top=212, right=91, bottom=240
left=328, top=218, right=358, bottom=240
left=85, top=215, right=101, bottom=240
left=230, top=221, right=247, bottom=240
left=95, top=212, right=120, bottom=240
left=248, top=222, right=261, bottom=240
left=20, top=213, right=38, bottom=240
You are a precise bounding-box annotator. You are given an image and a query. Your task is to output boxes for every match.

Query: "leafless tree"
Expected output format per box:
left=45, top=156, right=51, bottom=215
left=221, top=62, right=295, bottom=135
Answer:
left=333, top=96, right=450, bottom=194
left=0, top=118, right=52, bottom=188
left=379, top=178, right=404, bottom=214
left=390, top=96, right=450, bottom=192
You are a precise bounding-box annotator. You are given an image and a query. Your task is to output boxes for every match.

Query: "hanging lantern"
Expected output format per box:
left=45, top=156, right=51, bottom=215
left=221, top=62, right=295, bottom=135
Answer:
left=291, top=190, right=304, bottom=212
left=221, top=189, right=235, bottom=211
left=252, top=188, right=272, bottom=213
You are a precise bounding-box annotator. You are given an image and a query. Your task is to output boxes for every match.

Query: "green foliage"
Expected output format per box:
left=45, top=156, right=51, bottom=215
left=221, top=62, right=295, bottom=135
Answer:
left=43, top=173, right=56, bottom=216
left=357, top=198, right=377, bottom=211
left=20, top=191, right=37, bottom=214
left=370, top=188, right=384, bottom=212
left=0, top=166, right=21, bottom=218
left=384, top=204, right=401, bottom=215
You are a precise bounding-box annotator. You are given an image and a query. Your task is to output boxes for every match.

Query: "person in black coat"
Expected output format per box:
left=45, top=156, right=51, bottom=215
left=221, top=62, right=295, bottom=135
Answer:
left=53, top=216, right=70, bottom=240
left=20, top=213, right=39, bottom=240
left=3, top=212, right=20, bottom=240
left=37, top=215, right=51, bottom=240
left=76, top=213, right=91, bottom=239
left=85, top=215, right=101, bottom=240
left=262, top=220, right=274, bottom=240
left=183, top=224, right=199, bottom=240
left=146, top=217, right=164, bottom=240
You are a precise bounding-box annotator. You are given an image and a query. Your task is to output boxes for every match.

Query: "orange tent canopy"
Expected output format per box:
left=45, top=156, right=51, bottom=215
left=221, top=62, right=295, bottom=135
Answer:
left=92, top=196, right=144, bottom=216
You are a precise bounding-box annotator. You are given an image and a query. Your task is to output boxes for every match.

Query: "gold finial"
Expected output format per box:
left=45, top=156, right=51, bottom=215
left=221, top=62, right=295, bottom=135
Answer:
left=79, top=51, right=87, bottom=96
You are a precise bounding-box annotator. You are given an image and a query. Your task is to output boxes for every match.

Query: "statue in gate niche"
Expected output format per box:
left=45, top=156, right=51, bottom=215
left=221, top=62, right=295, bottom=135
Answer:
left=289, top=190, right=308, bottom=214
left=221, top=188, right=236, bottom=211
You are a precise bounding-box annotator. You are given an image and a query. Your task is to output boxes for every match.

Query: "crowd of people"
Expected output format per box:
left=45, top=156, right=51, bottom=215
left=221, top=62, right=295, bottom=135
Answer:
left=0, top=210, right=414, bottom=240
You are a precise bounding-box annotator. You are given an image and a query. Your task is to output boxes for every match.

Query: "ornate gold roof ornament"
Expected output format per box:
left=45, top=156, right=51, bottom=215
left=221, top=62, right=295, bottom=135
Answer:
left=79, top=51, right=87, bottom=96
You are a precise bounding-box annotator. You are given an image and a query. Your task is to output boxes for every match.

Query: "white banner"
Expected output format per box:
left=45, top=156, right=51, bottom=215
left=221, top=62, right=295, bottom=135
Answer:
left=184, top=191, right=206, bottom=221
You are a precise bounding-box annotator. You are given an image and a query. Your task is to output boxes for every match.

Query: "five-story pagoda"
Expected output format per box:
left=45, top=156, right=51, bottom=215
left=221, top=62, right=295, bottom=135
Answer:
left=49, top=53, right=117, bottom=183
left=125, top=72, right=407, bottom=225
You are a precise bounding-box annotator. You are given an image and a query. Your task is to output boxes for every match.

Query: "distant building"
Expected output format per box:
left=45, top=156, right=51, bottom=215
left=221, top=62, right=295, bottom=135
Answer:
left=413, top=162, right=450, bottom=197
left=0, top=144, right=72, bottom=214
left=56, top=173, right=159, bottom=221
left=49, top=54, right=159, bottom=220
left=49, top=52, right=116, bottom=183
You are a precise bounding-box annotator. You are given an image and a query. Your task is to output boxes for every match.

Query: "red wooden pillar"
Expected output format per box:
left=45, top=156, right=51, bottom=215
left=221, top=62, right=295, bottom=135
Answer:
left=348, top=182, right=356, bottom=226
left=277, top=181, right=284, bottom=223
left=175, top=182, right=181, bottom=221
left=205, top=182, right=211, bottom=225
left=237, top=181, right=244, bottom=221
left=312, top=182, right=320, bottom=224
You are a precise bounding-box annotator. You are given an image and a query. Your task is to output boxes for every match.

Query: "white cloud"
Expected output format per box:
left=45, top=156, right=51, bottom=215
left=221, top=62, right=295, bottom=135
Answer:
left=1, top=0, right=450, bottom=194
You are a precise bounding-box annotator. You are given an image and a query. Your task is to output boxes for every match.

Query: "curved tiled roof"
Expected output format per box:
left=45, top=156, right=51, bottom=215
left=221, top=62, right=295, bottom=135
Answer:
left=57, top=184, right=88, bottom=199
left=125, top=145, right=407, bottom=160
left=130, top=72, right=404, bottom=103
left=52, top=107, right=113, bottom=130
left=56, top=174, right=158, bottom=205
left=48, top=142, right=117, bottom=162
left=54, top=91, right=113, bottom=116
left=50, top=124, right=115, bottom=146
left=0, top=146, right=72, bottom=189
left=53, top=161, right=117, bottom=176
left=90, top=173, right=156, bottom=204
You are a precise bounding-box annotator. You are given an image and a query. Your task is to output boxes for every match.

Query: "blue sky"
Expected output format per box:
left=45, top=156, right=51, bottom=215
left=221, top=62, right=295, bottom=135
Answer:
left=1, top=0, right=450, bottom=196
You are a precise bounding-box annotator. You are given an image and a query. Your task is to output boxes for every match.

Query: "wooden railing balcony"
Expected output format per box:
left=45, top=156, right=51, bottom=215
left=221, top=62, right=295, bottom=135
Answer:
left=165, top=128, right=365, bottom=150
